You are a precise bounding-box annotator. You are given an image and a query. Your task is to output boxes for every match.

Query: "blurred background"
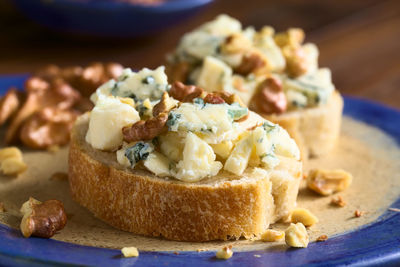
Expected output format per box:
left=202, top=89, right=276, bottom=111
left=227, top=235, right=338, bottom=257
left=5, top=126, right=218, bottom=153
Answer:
left=1, top=0, right=399, bottom=108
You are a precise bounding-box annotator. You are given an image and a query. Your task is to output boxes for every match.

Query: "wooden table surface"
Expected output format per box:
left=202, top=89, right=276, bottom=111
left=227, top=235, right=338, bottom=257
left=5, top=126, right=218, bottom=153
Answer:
left=1, top=0, right=399, bottom=108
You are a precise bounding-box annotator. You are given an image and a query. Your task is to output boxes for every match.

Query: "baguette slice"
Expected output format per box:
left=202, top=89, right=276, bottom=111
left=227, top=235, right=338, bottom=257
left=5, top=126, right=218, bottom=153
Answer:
left=69, top=113, right=302, bottom=242
left=262, top=90, right=343, bottom=160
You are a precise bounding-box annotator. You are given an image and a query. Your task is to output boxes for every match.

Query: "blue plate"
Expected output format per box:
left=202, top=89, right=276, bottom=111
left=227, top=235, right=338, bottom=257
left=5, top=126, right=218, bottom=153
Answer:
left=0, top=74, right=400, bottom=266
left=10, top=0, right=214, bottom=37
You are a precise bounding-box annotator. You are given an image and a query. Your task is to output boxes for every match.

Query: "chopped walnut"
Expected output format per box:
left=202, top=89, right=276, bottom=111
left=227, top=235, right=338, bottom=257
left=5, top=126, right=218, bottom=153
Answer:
left=274, top=28, right=305, bottom=48
left=331, top=196, right=346, bottom=207
left=354, top=210, right=364, bottom=218
left=121, top=247, right=139, bottom=258
left=0, top=146, right=27, bottom=176
left=261, top=229, right=285, bottom=242
left=221, top=33, right=252, bottom=55
left=204, top=93, right=225, bottom=104
left=20, top=197, right=67, bottom=238
left=234, top=52, right=266, bottom=76
left=169, top=81, right=204, bottom=102
left=307, top=169, right=353, bottom=196
left=216, top=245, right=233, bottom=260
left=251, top=77, right=287, bottom=114
left=152, top=92, right=178, bottom=117
left=0, top=88, right=20, bottom=126
left=285, top=223, right=309, bottom=248
left=282, top=46, right=309, bottom=77
left=20, top=108, right=78, bottom=149
left=123, top=112, right=168, bottom=142
left=316, top=235, right=328, bottom=242
left=290, top=208, right=319, bottom=227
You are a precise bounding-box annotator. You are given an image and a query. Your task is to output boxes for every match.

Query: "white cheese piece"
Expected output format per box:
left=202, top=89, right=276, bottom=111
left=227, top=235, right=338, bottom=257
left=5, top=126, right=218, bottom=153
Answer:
left=159, top=132, right=185, bottom=163
left=176, top=31, right=223, bottom=62
left=116, top=66, right=168, bottom=101
left=85, top=97, right=140, bottom=151
left=210, top=141, right=234, bottom=159
left=255, top=35, right=286, bottom=72
left=174, top=132, right=222, bottom=182
left=199, top=14, right=242, bottom=36
left=302, top=43, right=319, bottom=74
left=167, top=102, right=243, bottom=144
left=283, top=68, right=335, bottom=107
left=90, top=80, right=116, bottom=105
left=116, top=143, right=132, bottom=168
left=197, top=56, right=232, bottom=92
left=224, top=133, right=253, bottom=175
left=144, top=152, right=171, bottom=177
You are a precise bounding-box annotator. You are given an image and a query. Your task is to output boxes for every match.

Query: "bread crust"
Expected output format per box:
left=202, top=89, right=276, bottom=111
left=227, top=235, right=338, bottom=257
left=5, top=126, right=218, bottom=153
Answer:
left=264, top=91, right=343, bottom=159
left=69, top=114, right=301, bottom=241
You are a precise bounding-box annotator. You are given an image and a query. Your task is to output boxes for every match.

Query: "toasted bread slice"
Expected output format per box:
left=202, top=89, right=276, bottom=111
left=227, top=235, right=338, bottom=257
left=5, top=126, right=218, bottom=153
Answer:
left=264, top=91, right=343, bottom=160
left=69, top=113, right=302, bottom=241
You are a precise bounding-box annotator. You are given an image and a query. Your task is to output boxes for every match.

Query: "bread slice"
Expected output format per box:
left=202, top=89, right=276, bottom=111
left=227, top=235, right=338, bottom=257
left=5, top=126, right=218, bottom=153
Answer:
left=68, top=113, right=302, bottom=241
left=263, top=90, right=343, bottom=160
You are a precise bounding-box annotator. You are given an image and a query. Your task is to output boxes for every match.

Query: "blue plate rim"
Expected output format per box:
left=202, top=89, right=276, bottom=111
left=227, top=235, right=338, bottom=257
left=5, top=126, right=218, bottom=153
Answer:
left=0, top=74, right=399, bottom=267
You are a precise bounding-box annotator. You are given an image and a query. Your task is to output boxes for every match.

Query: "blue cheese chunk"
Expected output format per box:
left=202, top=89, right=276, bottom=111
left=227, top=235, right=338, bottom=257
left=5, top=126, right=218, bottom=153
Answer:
left=86, top=97, right=140, bottom=151
left=283, top=68, right=335, bottom=107
left=166, top=102, right=247, bottom=144
left=174, top=132, right=222, bottom=182
left=197, top=56, right=232, bottom=92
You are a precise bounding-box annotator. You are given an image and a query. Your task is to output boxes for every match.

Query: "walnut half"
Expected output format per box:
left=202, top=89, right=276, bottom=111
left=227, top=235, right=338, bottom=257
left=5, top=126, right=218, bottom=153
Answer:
left=20, top=197, right=67, bottom=238
left=307, top=169, right=353, bottom=196
left=250, top=77, right=287, bottom=114
left=122, top=112, right=168, bottom=142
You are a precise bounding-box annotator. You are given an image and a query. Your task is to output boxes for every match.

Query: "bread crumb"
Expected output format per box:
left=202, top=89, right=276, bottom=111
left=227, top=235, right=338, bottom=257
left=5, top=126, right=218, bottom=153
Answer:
left=354, top=210, right=363, bottom=217
left=121, top=247, right=139, bottom=257
left=388, top=208, right=400, bottom=212
left=173, top=251, right=179, bottom=255
left=0, top=202, right=5, bottom=212
left=50, top=172, right=68, bottom=181
left=216, top=245, right=233, bottom=260
left=254, top=254, right=261, bottom=258
left=331, top=196, right=346, bottom=207
left=316, top=235, right=328, bottom=242
left=197, top=248, right=208, bottom=252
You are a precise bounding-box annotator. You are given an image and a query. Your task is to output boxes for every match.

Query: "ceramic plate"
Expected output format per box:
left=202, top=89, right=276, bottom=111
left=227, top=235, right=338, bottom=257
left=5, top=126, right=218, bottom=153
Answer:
left=0, top=74, right=399, bottom=267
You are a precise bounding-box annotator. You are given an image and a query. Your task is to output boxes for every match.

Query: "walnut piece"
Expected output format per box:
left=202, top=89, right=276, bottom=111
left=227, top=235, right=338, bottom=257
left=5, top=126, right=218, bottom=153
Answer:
left=204, top=93, right=225, bottom=104
left=0, top=202, right=5, bottom=212
left=260, top=229, right=285, bottom=242
left=285, top=223, right=309, bottom=248
left=354, top=210, right=364, bottom=218
left=0, top=88, right=20, bottom=126
left=216, top=245, right=233, bottom=260
left=282, top=46, right=309, bottom=78
left=290, top=208, right=319, bottom=227
left=123, top=112, right=168, bottom=142
left=152, top=92, right=178, bottom=117
left=121, top=247, right=139, bottom=258
left=0, top=147, right=27, bottom=176
left=20, top=108, right=78, bottom=149
left=307, top=169, right=353, bottom=196
left=316, top=235, right=328, bottom=242
left=274, top=28, right=305, bottom=48
left=234, top=52, right=266, bottom=76
left=251, top=77, right=287, bottom=114
left=169, top=81, right=204, bottom=102
left=20, top=197, right=67, bottom=238
left=331, top=196, right=346, bottom=207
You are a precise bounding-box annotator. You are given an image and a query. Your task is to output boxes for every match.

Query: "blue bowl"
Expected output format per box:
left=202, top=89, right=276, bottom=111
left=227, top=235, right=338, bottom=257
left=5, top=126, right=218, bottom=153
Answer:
left=10, top=0, right=214, bottom=37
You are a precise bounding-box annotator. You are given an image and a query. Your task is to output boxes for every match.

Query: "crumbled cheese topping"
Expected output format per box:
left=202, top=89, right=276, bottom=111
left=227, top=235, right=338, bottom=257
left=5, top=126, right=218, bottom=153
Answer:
left=169, top=14, right=336, bottom=110
left=88, top=66, right=300, bottom=182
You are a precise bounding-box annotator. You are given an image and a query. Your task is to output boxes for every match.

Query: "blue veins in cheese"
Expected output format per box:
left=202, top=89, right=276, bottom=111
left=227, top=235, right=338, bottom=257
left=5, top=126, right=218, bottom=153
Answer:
left=90, top=66, right=169, bottom=104
left=85, top=97, right=140, bottom=151
left=166, top=102, right=248, bottom=144
left=283, top=68, right=335, bottom=108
